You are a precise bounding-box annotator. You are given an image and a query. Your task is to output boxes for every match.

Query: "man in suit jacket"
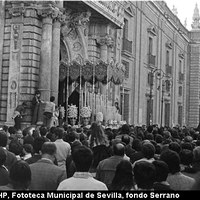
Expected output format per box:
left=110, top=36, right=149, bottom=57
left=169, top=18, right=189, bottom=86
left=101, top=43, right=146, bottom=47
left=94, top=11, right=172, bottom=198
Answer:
left=0, top=131, right=17, bottom=171
left=96, top=143, right=126, bottom=189
left=29, top=142, right=67, bottom=190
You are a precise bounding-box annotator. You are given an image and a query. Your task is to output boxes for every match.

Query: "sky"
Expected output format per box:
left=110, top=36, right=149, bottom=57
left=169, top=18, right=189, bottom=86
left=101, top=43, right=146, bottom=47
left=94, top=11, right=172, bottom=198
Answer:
left=164, top=0, right=198, bottom=30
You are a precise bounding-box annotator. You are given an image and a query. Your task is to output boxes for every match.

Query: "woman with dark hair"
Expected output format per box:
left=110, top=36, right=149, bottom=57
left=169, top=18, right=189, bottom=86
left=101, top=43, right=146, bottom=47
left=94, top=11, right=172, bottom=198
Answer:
left=89, top=122, right=109, bottom=149
left=109, top=160, right=135, bottom=190
left=0, top=160, right=31, bottom=190
left=88, top=122, right=111, bottom=171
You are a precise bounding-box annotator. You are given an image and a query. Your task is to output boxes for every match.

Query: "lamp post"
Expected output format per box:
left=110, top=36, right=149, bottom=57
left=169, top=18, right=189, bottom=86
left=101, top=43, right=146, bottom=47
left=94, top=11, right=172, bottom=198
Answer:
left=148, top=68, right=164, bottom=126
left=160, top=78, right=173, bottom=127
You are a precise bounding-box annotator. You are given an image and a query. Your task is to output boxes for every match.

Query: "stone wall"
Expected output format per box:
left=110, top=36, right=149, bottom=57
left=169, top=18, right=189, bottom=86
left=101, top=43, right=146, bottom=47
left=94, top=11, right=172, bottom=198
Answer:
left=0, top=2, right=42, bottom=125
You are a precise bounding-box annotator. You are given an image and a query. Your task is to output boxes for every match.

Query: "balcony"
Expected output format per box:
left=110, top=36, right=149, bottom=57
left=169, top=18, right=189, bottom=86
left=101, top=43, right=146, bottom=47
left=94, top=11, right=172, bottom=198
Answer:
left=179, top=72, right=184, bottom=83
left=122, top=38, right=132, bottom=54
left=166, top=64, right=172, bottom=75
left=148, top=54, right=156, bottom=66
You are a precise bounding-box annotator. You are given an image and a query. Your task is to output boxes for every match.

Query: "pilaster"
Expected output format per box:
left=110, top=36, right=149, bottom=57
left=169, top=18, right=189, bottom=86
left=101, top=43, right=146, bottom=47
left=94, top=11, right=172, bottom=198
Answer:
left=6, top=1, right=24, bottom=124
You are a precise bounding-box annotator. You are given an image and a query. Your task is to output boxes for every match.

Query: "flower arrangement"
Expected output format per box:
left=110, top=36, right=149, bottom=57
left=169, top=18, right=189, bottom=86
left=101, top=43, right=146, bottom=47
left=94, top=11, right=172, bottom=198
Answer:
left=80, top=106, right=92, bottom=118
left=67, top=104, right=78, bottom=118
left=96, top=112, right=103, bottom=122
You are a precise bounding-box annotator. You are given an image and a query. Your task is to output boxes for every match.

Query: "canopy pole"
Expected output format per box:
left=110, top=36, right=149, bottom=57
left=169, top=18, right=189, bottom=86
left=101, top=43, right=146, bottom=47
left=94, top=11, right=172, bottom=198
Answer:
left=66, top=64, right=69, bottom=125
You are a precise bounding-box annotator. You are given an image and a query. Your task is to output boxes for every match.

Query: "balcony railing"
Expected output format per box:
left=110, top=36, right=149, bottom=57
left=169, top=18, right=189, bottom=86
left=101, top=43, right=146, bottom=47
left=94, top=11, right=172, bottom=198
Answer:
left=166, top=64, right=172, bottom=75
left=122, top=38, right=132, bottom=54
left=148, top=54, right=156, bottom=66
left=179, top=72, right=184, bottom=83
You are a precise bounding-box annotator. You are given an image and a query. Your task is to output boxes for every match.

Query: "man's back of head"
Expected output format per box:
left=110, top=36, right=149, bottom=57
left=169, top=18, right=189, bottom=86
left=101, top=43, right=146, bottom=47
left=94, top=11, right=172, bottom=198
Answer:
left=0, top=131, right=8, bottom=147
left=113, top=143, right=125, bottom=157
left=72, top=146, right=93, bottom=172
left=39, top=126, right=48, bottom=137
left=41, top=142, right=57, bottom=156
left=55, top=127, right=64, bottom=139
left=121, top=135, right=130, bottom=145
left=134, top=161, right=156, bottom=190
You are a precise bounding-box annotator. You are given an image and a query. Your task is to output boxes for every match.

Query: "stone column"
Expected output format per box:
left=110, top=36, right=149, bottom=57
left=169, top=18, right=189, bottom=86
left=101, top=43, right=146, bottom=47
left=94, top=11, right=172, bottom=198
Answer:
left=38, top=13, right=53, bottom=101
left=0, top=1, right=5, bottom=98
left=51, top=7, right=64, bottom=104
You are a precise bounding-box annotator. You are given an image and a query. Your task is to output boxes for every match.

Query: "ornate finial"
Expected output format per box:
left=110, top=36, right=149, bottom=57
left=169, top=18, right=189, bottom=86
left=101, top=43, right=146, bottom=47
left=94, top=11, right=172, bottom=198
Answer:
left=191, top=3, right=200, bottom=30
left=184, top=18, right=187, bottom=28
left=172, top=5, right=178, bottom=16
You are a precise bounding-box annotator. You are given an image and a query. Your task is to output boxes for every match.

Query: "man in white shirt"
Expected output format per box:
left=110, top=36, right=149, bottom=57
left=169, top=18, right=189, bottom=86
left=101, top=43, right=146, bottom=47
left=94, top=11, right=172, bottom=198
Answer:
left=57, top=146, right=108, bottom=190
left=43, top=96, right=55, bottom=128
left=54, top=127, right=71, bottom=171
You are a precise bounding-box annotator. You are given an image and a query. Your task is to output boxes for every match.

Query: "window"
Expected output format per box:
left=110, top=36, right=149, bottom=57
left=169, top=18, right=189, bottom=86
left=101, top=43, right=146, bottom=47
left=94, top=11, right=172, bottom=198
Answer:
left=179, top=86, right=182, bottom=96
left=147, top=72, right=153, bottom=86
left=148, top=37, right=153, bottom=55
left=166, top=50, right=169, bottom=66
left=165, top=80, right=171, bottom=92
left=178, top=105, right=183, bottom=126
left=122, top=61, right=129, bottom=79
left=123, top=18, right=128, bottom=39
left=179, top=60, right=182, bottom=73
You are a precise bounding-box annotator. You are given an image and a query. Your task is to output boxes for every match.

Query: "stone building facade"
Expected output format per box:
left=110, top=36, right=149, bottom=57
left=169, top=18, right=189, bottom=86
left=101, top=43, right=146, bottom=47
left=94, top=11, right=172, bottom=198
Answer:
left=0, top=0, right=200, bottom=128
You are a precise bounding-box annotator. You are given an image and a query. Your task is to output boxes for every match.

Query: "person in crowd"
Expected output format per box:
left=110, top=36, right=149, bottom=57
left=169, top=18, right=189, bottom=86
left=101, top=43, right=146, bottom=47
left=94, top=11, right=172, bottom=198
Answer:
left=179, top=149, right=197, bottom=179
left=12, top=102, right=28, bottom=131
left=22, top=127, right=35, bottom=146
left=96, top=142, right=126, bottom=188
left=168, top=142, right=182, bottom=154
left=0, top=160, right=31, bottom=190
left=133, top=161, right=156, bottom=190
left=88, top=122, right=109, bottom=148
left=192, top=146, right=200, bottom=172
left=46, top=126, right=57, bottom=142
left=66, top=140, right=82, bottom=178
left=39, top=126, right=50, bottom=142
left=88, top=122, right=110, bottom=171
left=2, top=125, right=9, bottom=138
left=121, top=135, right=136, bottom=164
left=114, top=124, right=133, bottom=145
left=58, top=105, right=65, bottom=127
left=8, top=139, right=23, bottom=160
left=43, top=96, right=56, bottom=128
left=26, top=137, right=45, bottom=165
left=0, top=131, right=17, bottom=170
left=29, top=142, right=67, bottom=190
left=31, top=90, right=42, bottom=125
left=132, top=142, right=156, bottom=167
left=160, top=149, right=195, bottom=190
left=131, top=139, right=144, bottom=163
left=22, top=144, right=33, bottom=161
left=54, top=127, right=71, bottom=171
left=0, top=147, right=9, bottom=186
left=57, top=145, right=107, bottom=190
left=109, top=160, right=135, bottom=190
left=152, top=160, right=172, bottom=190
left=53, top=105, right=59, bottom=127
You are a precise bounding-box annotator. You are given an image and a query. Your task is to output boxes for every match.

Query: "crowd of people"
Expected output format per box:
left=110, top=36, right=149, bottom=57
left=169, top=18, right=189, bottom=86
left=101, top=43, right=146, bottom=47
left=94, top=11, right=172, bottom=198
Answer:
left=1, top=91, right=200, bottom=190
left=1, top=116, right=200, bottom=191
